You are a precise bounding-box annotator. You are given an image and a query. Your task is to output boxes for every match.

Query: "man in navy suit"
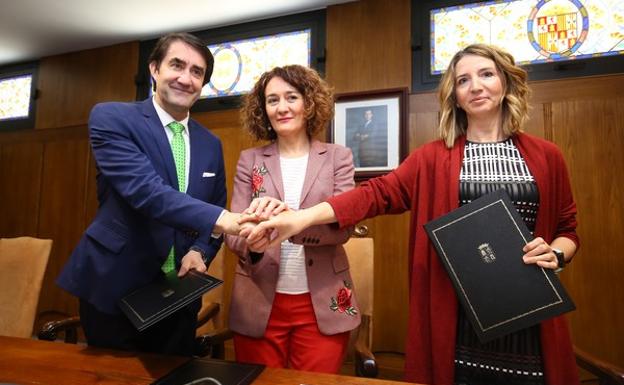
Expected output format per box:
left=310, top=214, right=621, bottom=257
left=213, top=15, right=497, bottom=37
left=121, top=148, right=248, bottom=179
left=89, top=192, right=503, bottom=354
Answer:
left=57, top=32, right=242, bottom=356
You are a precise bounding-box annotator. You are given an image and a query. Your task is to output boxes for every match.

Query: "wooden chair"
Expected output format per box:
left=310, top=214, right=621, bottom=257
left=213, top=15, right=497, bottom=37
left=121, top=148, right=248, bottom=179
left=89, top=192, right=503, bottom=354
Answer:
left=39, top=246, right=229, bottom=359
left=343, top=233, right=377, bottom=377
left=0, top=237, right=53, bottom=338
left=575, top=346, right=624, bottom=385
left=194, top=246, right=233, bottom=358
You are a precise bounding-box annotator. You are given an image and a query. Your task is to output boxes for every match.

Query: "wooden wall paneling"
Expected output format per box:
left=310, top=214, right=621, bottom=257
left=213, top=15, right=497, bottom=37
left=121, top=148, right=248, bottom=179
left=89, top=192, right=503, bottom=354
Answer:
left=326, top=0, right=411, bottom=93
left=524, top=102, right=547, bottom=139
left=528, top=74, right=624, bottom=105
left=195, top=109, right=258, bottom=195
left=36, top=42, right=139, bottom=129
left=0, top=141, right=44, bottom=237
left=409, top=92, right=439, bottom=116
left=409, top=93, right=439, bottom=149
left=36, top=138, right=91, bottom=317
left=408, top=111, right=439, bottom=151
left=360, top=214, right=410, bottom=352
left=326, top=0, right=412, bottom=354
left=552, top=97, right=624, bottom=367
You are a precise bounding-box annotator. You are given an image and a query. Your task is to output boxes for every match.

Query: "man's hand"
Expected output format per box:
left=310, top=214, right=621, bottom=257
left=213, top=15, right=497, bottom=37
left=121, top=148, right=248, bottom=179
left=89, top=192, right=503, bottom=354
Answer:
left=213, top=210, right=245, bottom=235
left=178, top=249, right=207, bottom=277
left=215, top=209, right=273, bottom=235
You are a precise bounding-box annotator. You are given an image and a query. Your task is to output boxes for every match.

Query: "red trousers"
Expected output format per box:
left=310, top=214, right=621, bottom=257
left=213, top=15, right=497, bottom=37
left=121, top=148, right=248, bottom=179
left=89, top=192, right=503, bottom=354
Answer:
left=234, top=292, right=350, bottom=373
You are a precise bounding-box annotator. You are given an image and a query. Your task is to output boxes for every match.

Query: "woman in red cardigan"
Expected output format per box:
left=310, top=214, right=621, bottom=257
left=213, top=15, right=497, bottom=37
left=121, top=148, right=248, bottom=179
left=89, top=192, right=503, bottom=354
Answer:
left=243, top=44, right=580, bottom=385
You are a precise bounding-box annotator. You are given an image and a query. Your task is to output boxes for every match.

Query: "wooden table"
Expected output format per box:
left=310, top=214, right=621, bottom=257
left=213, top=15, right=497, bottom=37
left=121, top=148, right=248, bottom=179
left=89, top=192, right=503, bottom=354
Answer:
left=0, top=336, right=414, bottom=385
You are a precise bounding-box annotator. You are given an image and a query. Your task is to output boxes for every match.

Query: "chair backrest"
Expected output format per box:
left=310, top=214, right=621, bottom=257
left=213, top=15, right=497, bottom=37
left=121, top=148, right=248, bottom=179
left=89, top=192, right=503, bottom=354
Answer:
left=575, top=346, right=624, bottom=385
left=343, top=237, right=374, bottom=345
left=196, top=245, right=226, bottom=335
left=0, top=237, right=52, bottom=338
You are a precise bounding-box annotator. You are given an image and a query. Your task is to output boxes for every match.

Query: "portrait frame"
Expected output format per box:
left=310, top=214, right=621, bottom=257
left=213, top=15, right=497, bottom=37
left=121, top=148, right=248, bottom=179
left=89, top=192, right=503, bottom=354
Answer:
left=329, top=88, right=408, bottom=181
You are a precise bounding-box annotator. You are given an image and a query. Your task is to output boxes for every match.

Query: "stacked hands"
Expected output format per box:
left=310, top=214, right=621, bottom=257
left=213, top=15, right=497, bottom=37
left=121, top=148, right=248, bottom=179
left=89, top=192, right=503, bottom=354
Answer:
left=178, top=197, right=303, bottom=276
left=237, top=197, right=300, bottom=253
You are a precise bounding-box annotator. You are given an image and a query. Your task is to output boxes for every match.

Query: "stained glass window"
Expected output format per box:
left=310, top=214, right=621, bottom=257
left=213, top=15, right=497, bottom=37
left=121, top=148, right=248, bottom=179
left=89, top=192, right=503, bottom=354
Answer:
left=0, top=74, right=32, bottom=121
left=431, top=0, right=624, bottom=74
left=202, top=29, right=311, bottom=99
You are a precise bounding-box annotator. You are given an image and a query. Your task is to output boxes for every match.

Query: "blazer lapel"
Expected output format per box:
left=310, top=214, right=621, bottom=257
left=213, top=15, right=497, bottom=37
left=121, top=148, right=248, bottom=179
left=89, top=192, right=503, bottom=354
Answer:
left=300, top=140, right=327, bottom=204
left=261, top=143, right=284, bottom=201
left=141, top=99, right=178, bottom=189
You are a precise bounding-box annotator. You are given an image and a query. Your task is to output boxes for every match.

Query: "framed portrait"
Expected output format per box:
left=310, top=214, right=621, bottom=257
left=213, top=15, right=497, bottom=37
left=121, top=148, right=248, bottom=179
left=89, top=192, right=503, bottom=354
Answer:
left=330, top=88, right=408, bottom=181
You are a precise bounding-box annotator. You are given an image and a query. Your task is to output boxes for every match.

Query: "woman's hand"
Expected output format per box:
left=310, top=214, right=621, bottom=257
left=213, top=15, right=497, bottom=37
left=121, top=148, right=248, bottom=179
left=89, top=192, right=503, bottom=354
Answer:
left=522, top=237, right=559, bottom=270
left=245, top=202, right=337, bottom=248
left=242, top=197, right=288, bottom=222
left=246, top=209, right=308, bottom=247
left=239, top=222, right=270, bottom=253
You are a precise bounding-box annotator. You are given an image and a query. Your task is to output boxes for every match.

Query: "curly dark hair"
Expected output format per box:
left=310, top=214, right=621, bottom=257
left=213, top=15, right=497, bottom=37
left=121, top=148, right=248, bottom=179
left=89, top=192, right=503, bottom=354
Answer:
left=240, top=65, right=334, bottom=141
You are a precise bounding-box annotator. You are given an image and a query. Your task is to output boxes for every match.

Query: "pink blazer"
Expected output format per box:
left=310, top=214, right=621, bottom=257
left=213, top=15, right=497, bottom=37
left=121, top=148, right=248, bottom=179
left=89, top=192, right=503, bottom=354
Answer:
left=225, top=140, right=361, bottom=337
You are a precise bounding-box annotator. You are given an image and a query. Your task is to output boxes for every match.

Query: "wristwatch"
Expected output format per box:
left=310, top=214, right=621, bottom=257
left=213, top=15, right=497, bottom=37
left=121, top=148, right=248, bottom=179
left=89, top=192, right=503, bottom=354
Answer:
left=552, top=248, right=565, bottom=273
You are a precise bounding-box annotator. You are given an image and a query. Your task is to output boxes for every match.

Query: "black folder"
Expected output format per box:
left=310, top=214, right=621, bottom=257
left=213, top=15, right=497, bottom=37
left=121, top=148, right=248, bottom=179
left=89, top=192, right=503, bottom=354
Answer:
left=151, top=358, right=264, bottom=385
left=424, top=189, right=575, bottom=342
left=119, top=270, right=222, bottom=331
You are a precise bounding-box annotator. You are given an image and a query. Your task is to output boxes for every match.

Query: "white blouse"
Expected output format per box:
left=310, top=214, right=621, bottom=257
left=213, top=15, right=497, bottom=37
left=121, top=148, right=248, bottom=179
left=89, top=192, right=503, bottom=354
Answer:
left=275, top=154, right=310, bottom=294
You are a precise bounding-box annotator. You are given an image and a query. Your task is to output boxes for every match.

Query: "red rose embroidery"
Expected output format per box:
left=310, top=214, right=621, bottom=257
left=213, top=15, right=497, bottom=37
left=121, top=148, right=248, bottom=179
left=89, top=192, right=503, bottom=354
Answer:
left=330, top=281, right=358, bottom=316
left=251, top=164, right=268, bottom=198
left=336, top=287, right=352, bottom=312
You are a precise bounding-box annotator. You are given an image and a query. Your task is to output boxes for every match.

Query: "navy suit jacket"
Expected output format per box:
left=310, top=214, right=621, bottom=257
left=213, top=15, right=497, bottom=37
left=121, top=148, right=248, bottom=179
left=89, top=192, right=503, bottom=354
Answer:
left=57, top=99, right=226, bottom=314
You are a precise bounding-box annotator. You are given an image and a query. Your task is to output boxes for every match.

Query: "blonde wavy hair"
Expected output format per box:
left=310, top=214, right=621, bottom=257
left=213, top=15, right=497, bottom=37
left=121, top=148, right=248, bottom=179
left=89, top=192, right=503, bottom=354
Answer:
left=437, top=44, right=530, bottom=148
left=240, top=65, right=334, bottom=141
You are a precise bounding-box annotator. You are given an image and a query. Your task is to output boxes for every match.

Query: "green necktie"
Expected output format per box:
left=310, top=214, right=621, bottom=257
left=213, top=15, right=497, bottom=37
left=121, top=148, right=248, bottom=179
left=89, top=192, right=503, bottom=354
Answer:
left=162, top=121, right=186, bottom=273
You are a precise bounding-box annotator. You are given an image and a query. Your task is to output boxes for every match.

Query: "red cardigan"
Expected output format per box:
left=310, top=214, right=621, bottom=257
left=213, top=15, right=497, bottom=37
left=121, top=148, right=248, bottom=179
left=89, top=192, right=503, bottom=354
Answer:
left=327, top=133, right=580, bottom=385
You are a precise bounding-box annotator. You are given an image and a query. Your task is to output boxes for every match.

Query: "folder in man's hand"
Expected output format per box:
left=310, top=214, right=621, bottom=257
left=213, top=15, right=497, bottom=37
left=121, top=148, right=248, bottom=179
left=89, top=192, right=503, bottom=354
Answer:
left=424, top=189, right=575, bottom=342
left=119, top=270, right=222, bottom=331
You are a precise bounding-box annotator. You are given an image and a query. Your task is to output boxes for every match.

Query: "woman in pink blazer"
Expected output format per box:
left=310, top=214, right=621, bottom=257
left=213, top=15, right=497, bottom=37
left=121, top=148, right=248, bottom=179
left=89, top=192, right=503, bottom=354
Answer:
left=225, top=65, right=360, bottom=373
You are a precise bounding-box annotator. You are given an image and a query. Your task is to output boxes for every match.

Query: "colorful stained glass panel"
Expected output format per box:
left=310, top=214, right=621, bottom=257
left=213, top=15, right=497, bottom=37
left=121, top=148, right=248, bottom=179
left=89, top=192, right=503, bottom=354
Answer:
left=431, top=0, right=624, bottom=74
left=202, top=29, right=311, bottom=98
left=0, top=75, right=32, bottom=121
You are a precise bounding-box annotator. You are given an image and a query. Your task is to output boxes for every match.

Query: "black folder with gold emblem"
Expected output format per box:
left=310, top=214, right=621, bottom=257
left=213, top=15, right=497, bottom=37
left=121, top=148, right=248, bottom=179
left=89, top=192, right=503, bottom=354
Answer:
left=151, top=357, right=264, bottom=385
left=424, top=189, right=575, bottom=342
left=119, top=270, right=222, bottom=331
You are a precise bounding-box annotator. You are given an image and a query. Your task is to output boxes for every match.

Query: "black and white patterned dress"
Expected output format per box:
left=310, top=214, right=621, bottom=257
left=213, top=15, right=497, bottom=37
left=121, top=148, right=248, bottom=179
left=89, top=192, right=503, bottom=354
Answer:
left=454, top=138, right=544, bottom=385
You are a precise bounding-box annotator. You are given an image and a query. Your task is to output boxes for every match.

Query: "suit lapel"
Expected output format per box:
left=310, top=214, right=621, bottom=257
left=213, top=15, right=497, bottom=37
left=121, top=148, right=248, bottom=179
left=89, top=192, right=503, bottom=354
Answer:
left=261, top=143, right=284, bottom=200
left=300, top=140, right=327, bottom=204
left=186, top=120, right=202, bottom=196
left=141, top=99, right=178, bottom=189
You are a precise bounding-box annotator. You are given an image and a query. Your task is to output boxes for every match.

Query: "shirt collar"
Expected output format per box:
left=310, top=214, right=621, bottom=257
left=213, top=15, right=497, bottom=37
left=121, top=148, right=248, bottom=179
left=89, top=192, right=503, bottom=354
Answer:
left=152, top=97, right=190, bottom=132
